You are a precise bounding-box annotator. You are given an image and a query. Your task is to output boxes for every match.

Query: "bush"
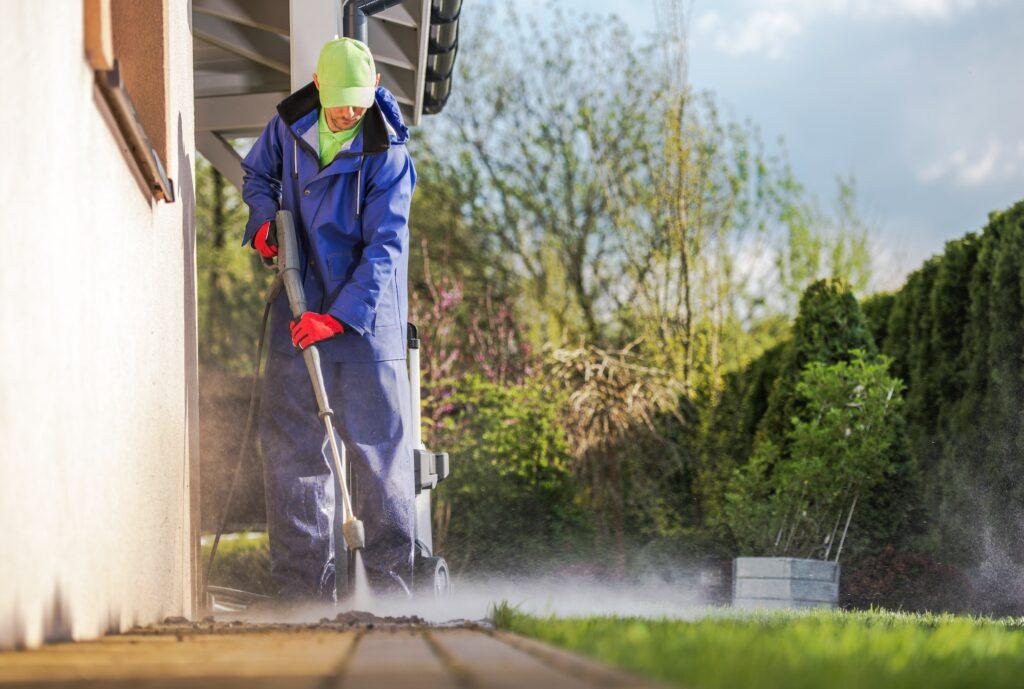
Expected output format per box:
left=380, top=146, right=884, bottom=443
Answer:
left=714, top=202, right=1024, bottom=610
left=431, top=375, right=591, bottom=574
left=725, top=351, right=908, bottom=558
left=842, top=545, right=968, bottom=613
left=699, top=342, right=788, bottom=536
left=202, top=532, right=273, bottom=595
left=759, top=278, right=877, bottom=448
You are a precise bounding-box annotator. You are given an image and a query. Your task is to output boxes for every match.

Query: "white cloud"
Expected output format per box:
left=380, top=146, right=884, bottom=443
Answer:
left=711, top=9, right=803, bottom=59
left=695, top=0, right=1005, bottom=58
left=846, top=0, right=996, bottom=20
left=918, top=140, right=1024, bottom=187
left=760, top=0, right=1000, bottom=21
left=695, top=9, right=721, bottom=35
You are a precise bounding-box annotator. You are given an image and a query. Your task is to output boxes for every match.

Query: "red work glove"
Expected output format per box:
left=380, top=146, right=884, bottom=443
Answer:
left=290, top=312, right=344, bottom=349
left=252, top=220, right=278, bottom=259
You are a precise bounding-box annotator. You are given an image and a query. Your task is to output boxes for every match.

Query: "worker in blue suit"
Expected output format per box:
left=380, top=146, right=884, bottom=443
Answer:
left=241, top=37, right=416, bottom=601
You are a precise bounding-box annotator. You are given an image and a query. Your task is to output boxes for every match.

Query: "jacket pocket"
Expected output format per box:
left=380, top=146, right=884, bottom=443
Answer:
left=326, top=252, right=352, bottom=281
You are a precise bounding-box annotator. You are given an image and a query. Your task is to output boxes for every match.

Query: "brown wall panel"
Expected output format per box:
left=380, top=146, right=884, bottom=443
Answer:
left=111, top=0, right=168, bottom=160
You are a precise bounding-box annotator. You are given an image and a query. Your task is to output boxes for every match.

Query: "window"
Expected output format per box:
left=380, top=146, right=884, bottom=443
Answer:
left=84, top=0, right=175, bottom=202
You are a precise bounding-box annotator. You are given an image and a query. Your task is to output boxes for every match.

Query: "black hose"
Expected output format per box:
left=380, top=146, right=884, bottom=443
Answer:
left=203, top=284, right=279, bottom=595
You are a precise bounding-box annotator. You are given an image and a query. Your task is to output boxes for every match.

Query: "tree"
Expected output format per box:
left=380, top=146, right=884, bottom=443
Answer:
left=725, top=351, right=907, bottom=558
left=424, top=7, right=648, bottom=344
left=406, top=142, right=509, bottom=305
left=424, top=2, right=874, bottom=401
left=431, top=375, right=588, bottom=574
left=758, top=278, right=877, bottom=450
left=194, top=157, right=272, bottom=373
left=775, top=176, right=874, bottom=310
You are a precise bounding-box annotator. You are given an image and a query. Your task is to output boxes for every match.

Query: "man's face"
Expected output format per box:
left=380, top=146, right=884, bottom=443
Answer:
left=323, top=105, right=366, bottom=132
left=313, top=71, right=380, bottom=132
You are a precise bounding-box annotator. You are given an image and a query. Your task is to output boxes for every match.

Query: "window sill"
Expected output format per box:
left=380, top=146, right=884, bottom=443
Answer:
left=94, top=60, right=175, bottom=203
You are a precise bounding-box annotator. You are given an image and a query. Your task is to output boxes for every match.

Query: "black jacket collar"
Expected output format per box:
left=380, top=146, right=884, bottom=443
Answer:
left=277, top=82, right=390, bottom=154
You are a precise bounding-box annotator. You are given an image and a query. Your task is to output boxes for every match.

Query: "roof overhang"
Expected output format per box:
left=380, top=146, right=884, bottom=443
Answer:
left=193, top=0, right=461, bottom=187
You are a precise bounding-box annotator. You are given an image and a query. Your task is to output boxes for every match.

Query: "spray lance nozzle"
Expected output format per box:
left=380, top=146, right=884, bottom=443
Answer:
left=342, top=517, right=366, bottom=550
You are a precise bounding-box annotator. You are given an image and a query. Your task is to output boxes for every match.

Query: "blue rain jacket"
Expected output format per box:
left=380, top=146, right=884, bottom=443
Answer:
left=242, top=84, right=414, bottom=363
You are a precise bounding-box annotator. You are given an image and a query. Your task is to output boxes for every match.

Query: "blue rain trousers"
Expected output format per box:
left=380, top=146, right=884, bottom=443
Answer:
left=259, top=352, right=415, bottom=599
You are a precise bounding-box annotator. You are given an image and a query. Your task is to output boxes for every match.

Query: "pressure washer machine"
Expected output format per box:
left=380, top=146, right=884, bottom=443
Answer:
left=205, top=210, right=451, bottom=610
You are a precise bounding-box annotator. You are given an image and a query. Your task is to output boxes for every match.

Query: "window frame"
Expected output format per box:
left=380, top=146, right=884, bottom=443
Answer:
left=83, top=0, right=175, bottom=203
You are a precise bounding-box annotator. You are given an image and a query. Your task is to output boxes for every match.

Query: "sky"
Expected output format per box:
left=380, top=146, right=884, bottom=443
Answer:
left=523, top=0, right=1024, bottom=283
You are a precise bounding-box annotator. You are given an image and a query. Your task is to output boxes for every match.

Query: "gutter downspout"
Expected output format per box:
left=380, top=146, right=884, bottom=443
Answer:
left=342, top=0, right=404, bottom=43
left=341, top=0, right=402, bottom=218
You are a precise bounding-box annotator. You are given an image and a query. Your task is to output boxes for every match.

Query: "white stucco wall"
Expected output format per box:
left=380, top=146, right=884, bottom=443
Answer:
left=0, top=0, right=197, bottom=649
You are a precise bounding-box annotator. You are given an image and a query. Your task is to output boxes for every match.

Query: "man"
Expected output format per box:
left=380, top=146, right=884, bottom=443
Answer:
left=240, top=38, right=416, bottom=600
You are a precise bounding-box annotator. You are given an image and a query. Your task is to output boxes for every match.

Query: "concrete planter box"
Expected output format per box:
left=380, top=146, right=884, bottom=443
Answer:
left=732, top=557, right=839, bottom=609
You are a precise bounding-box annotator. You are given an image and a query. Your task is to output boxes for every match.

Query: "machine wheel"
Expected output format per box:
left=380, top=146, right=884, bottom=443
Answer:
left=414, top=555, right=452, bottom=598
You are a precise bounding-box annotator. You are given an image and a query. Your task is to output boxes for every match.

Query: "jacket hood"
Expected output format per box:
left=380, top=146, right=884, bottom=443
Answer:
left=373, top=86, right=409, bottom=145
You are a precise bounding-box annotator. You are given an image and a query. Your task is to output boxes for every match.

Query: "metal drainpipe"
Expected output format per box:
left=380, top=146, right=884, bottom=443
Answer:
left=342, top=0, right=404, bottom=42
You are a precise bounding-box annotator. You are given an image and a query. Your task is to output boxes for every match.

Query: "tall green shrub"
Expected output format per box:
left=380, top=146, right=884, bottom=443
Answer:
left=711, top=201, right=1024, bottom=610
left=431, top=375, right=590, bottom=574
left=758, top=279, right=877, bottom=449
left=725, top=352, right=907, bottom=557
left=698, top=342, right=787, bottom=533
left=869, top=203, right=1024, bottom=586
left=700, top=280, right=879, bottom=537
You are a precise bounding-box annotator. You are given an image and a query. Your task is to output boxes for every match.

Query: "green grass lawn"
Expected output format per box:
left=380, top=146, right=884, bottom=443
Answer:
left=201, top=531, right=273, bottom=595
left=492, top=603, right=1024, bottom=689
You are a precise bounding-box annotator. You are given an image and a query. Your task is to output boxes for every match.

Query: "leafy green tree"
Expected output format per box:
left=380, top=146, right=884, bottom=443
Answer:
left=195, top=158, right=272, bottom=373
left=776, top=176, right=874, bottom=310
left=726, top=352, right=907, bottom=558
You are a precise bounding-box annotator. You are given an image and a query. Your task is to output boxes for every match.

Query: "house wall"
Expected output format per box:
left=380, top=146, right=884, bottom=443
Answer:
left=0, top=0, right=197, bottom=649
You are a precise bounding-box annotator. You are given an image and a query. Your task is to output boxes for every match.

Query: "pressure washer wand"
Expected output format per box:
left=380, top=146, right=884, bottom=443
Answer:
left=274, top=210, right=365, bottom=551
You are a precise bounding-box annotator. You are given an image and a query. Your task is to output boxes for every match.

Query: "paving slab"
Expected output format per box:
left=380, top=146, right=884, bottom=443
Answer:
left=0, top=622, right=665, bottom=689
left=337, top=630, right=456, bottom=689
left=0, top=631, right=355, bottom=689
left=426, top=628, right=598, bottom=689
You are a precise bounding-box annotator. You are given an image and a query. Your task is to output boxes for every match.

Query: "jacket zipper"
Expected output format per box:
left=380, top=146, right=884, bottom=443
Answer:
left=356, top=161, right=362, bottom=216
left=285, top=129, right=383, bottom=303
